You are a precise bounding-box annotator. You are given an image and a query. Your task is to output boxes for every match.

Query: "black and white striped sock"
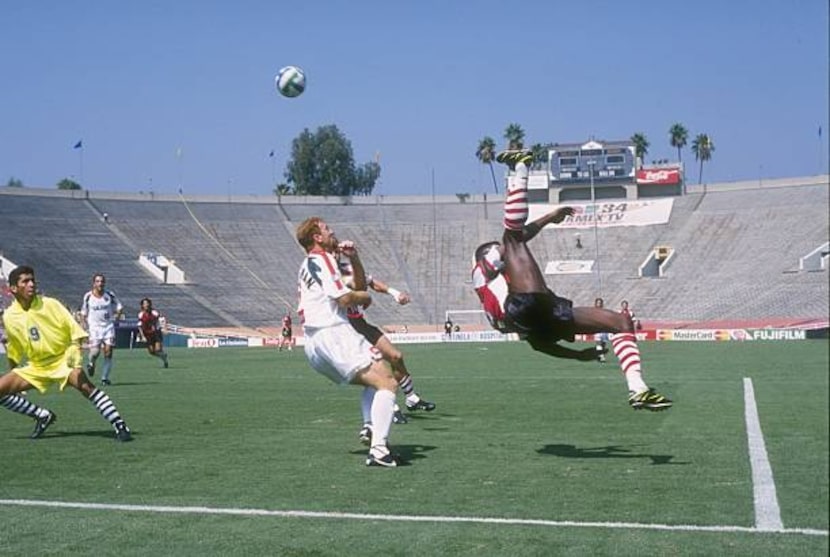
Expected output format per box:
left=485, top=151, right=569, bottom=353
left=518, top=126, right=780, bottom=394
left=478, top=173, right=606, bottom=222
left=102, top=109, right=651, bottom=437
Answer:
left=397, top=374, right=415, bottom=396
left=88, top=388, right=126, bottom=428
left=0, top=394, right=50, bottom=419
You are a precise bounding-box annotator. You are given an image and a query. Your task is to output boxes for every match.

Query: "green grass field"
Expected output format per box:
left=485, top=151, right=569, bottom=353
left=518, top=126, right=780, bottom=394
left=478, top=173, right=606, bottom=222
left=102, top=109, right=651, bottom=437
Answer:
left=1, top=341, right=827, bottom=556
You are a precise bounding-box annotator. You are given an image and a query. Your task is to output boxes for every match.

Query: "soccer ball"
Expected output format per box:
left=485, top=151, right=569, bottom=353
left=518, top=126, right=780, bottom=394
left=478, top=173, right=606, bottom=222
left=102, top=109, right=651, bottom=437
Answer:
left=275, top=66, right=306, bottom=98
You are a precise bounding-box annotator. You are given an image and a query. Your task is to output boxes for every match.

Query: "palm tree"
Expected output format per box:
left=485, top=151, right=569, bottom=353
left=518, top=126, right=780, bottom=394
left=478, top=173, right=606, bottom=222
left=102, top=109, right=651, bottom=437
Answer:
left=630, top=133, right=649, bottom=168
left=476, top=136, right=499, bottom=193
left=691, top=133, right=715, bottom=184
left=669, top=123, right=688, bottom=164
left=504, top=123, right=525, bottom=150
left=274, top=183, right=292, bottom=196
left=530, top=143, right=549, bottom=171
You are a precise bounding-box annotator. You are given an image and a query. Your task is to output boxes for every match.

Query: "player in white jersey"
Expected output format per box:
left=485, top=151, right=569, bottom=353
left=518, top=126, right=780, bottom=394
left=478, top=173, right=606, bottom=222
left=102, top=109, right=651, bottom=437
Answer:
left=80, top=273, right=124, bottom=386
left=472, top=149, right=671, bottom=411
left=296, top=217, right=402, bottom=467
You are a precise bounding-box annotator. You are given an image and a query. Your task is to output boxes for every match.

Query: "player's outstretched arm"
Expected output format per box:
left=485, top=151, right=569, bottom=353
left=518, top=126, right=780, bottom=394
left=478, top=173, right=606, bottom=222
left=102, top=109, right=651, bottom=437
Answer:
left=369, top=278, right=409, bottom=305
left=522, top=207, right=575, bottom=242
left=527, top=336, right=602, bottom=362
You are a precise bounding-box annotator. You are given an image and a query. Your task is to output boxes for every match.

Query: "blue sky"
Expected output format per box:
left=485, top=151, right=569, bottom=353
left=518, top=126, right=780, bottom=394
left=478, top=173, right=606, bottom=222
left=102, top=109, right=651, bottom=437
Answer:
left=2, top=0, right=828, bottom=197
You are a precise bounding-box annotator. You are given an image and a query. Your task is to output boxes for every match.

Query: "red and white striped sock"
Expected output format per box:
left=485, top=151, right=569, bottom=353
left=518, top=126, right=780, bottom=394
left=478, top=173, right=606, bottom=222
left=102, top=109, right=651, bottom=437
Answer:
left=503, top=162, right=529, bottom=231
left=611, top=332, right=648, bottom=394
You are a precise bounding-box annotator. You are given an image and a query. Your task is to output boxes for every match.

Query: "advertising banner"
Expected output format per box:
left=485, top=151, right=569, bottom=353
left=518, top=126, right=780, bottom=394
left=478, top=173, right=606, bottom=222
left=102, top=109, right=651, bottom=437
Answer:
left=528, top=198, right=673, bottom=229
left=636, top=168, right=681, bottom=185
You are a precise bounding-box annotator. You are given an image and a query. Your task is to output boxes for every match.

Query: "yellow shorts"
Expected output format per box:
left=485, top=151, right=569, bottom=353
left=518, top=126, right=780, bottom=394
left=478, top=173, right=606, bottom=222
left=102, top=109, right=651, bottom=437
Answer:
left=13, top=362, right=74, bottom=394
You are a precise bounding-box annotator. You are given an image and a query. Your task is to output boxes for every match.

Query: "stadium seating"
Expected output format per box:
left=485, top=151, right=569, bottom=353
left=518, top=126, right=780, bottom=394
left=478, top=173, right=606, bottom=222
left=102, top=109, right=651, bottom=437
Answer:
left=0, top=177, right=826, bottom=331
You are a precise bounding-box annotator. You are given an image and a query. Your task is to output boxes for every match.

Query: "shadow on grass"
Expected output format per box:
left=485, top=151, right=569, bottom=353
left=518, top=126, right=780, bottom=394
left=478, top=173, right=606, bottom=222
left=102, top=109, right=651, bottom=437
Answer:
left=351, top=444, right=437, bottom=467
left=44, top=429, right=134, bottom=440
left=93, top=381, right=161, bottom=387
left=537, top=444, right=688, bottom=465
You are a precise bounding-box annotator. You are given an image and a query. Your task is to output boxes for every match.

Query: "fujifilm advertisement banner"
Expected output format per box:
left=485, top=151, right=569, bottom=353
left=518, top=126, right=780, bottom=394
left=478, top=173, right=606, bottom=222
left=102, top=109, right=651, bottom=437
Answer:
left=655, top=329, right=808, bottom=342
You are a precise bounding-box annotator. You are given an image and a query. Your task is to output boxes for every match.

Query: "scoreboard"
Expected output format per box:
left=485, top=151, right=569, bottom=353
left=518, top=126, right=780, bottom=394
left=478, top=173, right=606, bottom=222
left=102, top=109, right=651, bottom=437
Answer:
left=548, top=139, right=636, bottom=183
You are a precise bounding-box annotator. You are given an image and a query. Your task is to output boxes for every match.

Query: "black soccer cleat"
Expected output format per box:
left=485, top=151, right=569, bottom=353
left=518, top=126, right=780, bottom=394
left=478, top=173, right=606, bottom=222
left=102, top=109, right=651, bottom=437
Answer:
left=365, top=451, right=398, bottom=468
left=114, top=422, right=133, bottom=442
left=392, top=408, right=408, bottom=424
left=358, top=424, right=372, bottom=446
left=628, top=388, right=673, bottom=411
left=86, top=362, right=95, bottom=377
left=406, top=399, right=436, bottom=412
left=495, top=149, right=533, bottom=169
left=31, top=411, right=57, bottom=439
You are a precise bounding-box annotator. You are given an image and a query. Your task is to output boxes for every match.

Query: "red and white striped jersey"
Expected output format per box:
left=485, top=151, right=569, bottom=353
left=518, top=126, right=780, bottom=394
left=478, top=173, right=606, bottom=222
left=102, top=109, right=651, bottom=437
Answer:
left=297, top=249, right=352, bottom=330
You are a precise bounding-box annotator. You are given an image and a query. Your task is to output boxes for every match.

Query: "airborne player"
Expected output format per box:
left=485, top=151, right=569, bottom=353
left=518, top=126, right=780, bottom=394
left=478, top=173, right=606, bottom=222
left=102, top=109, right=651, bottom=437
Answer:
left=472, top=149, right=671, bottom=411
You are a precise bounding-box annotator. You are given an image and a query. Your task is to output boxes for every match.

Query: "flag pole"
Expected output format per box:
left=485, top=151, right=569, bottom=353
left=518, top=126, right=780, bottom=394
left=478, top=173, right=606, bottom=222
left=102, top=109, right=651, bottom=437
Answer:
left=176, top=146, right=183, bottom=193
left=73, top=139, right=84, bottom=186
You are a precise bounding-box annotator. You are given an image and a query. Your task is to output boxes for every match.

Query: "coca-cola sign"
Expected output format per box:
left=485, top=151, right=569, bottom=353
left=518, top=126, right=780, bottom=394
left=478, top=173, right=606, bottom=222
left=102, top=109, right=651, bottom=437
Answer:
left=636, top=168, right=681, bottom=185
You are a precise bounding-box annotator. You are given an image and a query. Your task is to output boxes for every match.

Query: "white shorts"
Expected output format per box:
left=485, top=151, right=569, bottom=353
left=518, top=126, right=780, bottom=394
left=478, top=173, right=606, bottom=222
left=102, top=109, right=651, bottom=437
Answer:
left=88, top=324, right=116, bottom=347
left=304, top=323, right=381, bottom=385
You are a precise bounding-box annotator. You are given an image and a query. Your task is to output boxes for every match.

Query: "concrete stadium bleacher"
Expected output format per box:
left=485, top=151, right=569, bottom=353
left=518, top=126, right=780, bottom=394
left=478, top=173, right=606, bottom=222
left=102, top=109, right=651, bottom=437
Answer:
left=1, top=176, right=827, bottom=331
left=0, top=194, right=225, bottom=325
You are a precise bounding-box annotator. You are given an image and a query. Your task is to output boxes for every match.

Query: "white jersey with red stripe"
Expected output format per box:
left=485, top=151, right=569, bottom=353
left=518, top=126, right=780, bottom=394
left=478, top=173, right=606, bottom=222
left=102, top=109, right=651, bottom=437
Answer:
left=471, top=262, right=510, bottom=333
left=297, top=249, right=352, bottom=331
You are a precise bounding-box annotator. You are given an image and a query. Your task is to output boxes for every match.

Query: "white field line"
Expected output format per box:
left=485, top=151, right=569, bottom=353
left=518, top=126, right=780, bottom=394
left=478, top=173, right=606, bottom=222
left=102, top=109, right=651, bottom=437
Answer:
left=743, top=377, right=784, bottom=531
left=0, top=498, right=826, bottom=537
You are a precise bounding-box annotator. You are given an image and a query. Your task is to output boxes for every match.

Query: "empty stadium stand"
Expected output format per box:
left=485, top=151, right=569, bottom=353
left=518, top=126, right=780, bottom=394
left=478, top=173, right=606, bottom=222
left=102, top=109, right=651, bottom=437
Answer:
left=1, top=176, right=827, bottom=331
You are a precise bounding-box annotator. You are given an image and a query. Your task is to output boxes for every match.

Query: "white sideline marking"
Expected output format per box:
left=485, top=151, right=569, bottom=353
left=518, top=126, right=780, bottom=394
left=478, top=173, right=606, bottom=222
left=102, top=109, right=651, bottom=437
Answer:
left=743, top=377, right=784, bottom=531
left=0, top=499, right=826, bottom=537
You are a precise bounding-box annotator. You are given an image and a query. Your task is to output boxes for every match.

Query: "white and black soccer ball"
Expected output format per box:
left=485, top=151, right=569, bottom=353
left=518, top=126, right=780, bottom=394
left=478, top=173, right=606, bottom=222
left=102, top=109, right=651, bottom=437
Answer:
left=275, top=66, right=306, bottom=98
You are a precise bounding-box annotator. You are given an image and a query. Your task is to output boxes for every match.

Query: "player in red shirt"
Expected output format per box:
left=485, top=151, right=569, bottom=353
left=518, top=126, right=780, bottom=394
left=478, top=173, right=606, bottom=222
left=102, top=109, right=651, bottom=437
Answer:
left=472, top=149, right=671, bottom=411
left=137, top=298, right=169, bottom=368
left=620, top=300, right=642, bottom=330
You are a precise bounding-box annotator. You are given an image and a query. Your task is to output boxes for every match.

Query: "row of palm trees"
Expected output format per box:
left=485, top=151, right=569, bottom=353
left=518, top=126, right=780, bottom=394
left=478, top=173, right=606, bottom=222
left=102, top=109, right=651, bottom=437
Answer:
left=632, top=124, right=715, bottom=184
left=476, top=123, right=716, bottom=192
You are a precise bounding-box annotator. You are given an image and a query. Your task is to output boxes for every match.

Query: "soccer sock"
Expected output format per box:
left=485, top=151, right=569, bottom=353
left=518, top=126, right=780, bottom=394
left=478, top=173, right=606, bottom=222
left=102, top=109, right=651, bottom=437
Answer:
left=361, top=386, right=376, bottom=425
left=369, top=389, right=395, bottom=455
left=101, top=356, right=113, bottom=381
left=503, top=161, right=529, bottom=231
left=611, top=333, right=648, bottom=394
left=397, top=374, right=421, bottom=404
left=88, top=388, right=126, bottom=429
left=0, top=394, right=51, bottom=419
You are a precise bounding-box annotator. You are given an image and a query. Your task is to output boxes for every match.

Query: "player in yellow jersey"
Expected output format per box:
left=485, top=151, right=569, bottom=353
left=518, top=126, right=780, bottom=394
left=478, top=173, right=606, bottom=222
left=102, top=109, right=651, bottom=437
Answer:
left=0, top=265, right=133, bottom=441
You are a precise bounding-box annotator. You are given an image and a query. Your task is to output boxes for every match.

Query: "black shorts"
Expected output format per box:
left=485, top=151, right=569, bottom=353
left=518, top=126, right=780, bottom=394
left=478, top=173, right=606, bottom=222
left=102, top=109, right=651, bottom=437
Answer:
left=145, top=331, right=163, bottom=346
left=504, top=290, right=576, bottom=343
left=281, top=327, right=292, bottom=338
left=349, top=316, right=384, bottom=345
